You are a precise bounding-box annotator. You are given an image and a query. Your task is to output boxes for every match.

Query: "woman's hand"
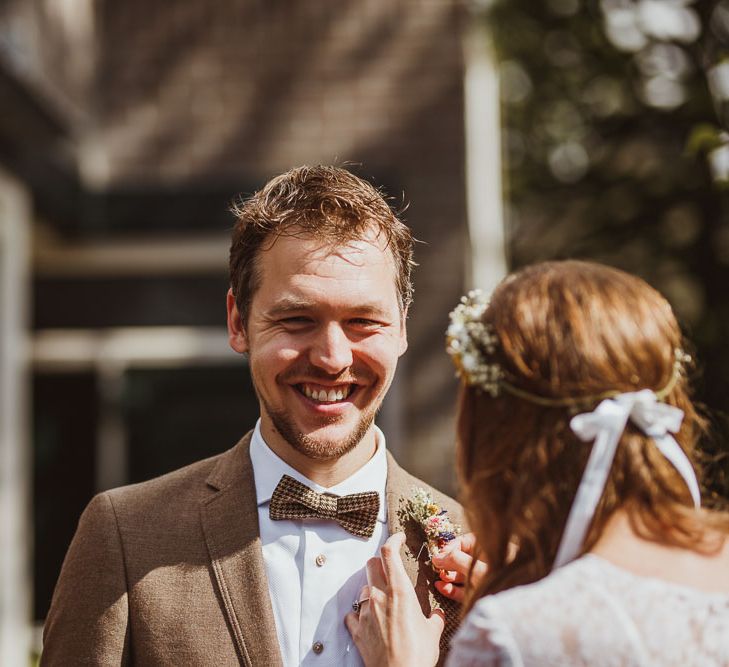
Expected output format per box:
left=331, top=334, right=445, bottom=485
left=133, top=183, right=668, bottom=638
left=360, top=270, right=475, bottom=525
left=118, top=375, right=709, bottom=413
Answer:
left=344, top=532, right=444, bottom=667
left=431, top=532, right=487, bottom=603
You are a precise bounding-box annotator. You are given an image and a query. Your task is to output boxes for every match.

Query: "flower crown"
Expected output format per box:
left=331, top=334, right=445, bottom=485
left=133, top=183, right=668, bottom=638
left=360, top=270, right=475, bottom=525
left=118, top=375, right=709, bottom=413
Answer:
left=446, top=289, right=688, bottom=407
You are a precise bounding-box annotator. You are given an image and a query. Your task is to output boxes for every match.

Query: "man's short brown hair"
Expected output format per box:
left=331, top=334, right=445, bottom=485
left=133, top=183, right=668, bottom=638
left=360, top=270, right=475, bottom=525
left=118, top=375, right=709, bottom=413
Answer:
left=229, top=165, right=415, bottom=324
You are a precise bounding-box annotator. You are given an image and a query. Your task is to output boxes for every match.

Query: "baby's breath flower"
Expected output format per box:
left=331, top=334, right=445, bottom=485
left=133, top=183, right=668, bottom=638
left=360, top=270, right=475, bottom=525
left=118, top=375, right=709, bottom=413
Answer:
left=446, top=289, right=503, bottom=396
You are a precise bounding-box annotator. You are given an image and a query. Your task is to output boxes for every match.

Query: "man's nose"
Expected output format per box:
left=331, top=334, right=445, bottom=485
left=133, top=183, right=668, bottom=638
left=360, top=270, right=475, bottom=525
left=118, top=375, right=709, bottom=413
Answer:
left=309, top=323, right=353, bottom=374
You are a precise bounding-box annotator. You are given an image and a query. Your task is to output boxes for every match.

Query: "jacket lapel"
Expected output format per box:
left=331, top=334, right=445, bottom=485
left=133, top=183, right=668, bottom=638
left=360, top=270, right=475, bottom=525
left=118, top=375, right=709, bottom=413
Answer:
left=201, top=433, right=283, bottom=667
left=385, top=452, right=422, bottom=588
left=385, top=452, right=463, bottom=665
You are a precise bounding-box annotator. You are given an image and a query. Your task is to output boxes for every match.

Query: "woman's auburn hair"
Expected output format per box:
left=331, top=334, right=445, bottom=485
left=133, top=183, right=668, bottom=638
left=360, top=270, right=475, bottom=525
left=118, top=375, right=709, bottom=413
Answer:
left=457, top=260, right=729, bottom=611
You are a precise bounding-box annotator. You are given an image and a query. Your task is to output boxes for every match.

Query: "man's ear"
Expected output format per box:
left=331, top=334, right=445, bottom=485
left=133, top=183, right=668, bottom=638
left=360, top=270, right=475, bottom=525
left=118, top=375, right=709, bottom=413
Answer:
left=226, top=288, right=248, bottom=354
left=398, top=310, right=408, bottom=357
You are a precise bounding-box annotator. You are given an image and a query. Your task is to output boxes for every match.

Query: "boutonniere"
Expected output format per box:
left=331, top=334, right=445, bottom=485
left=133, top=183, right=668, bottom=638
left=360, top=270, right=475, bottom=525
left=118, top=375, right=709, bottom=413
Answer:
left=404, top=487, right=462, bottom=570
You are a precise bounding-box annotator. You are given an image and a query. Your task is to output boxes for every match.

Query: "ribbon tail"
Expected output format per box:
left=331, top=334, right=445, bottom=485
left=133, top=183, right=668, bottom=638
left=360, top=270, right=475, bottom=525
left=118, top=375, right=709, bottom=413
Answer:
left=652, top=434, right=701, bottom=508
left=553, top=421, right=625, bottom=570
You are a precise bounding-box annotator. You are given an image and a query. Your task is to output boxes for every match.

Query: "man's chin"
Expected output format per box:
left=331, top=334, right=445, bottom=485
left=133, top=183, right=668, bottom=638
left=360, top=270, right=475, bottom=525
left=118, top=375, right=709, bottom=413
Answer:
left=267, top=408, right=376, bottom=462
left=293, top=439, right=352, bottom=461
left=289, top=427, right=370, bottom=461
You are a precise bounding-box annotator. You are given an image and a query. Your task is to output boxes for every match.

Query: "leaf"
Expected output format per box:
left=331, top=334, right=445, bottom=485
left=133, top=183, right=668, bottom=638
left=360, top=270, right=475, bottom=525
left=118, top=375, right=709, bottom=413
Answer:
left=686, top=124, right=724, bottom=156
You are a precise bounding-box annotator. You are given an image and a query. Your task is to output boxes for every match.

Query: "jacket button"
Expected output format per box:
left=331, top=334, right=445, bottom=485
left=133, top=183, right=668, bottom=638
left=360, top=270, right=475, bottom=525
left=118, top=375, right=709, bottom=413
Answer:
left=312, top=641, right=324, bottom=654
left=315, top=553, right=326, bottom=567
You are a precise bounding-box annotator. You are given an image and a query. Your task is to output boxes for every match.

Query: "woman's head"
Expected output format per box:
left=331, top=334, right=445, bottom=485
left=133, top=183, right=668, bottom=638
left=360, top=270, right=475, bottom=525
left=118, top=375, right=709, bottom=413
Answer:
left=454, top=261, right=716, bottom=604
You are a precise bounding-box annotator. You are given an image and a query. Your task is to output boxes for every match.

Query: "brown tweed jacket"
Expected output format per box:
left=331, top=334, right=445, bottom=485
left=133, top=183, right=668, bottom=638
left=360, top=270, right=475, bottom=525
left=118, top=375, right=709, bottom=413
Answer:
left=41, top=432, right=464, bottom=666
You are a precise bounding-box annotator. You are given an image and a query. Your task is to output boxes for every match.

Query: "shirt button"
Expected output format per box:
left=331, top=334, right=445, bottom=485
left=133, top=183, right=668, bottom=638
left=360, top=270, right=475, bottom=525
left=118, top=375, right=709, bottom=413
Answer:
left=313, top=641, right=324, bottom=654
left=315, top=553, right=327, bottom=567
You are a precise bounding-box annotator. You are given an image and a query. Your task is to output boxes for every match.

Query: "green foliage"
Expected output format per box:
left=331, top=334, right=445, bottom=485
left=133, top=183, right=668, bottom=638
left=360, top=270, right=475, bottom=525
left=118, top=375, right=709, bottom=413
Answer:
left=686, top=124, right=724, bottom=155
left=483, top=0, right=729, bottom=499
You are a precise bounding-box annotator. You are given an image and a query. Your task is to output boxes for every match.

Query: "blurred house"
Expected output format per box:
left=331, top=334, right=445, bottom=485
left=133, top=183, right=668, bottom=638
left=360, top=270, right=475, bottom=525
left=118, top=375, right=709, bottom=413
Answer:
left=1, top=0, right=503, bottom=659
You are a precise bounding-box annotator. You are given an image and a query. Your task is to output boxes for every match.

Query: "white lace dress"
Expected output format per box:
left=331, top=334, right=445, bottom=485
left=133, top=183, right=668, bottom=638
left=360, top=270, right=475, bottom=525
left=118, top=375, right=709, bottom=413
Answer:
left=447, top=554, right=729, bottom=666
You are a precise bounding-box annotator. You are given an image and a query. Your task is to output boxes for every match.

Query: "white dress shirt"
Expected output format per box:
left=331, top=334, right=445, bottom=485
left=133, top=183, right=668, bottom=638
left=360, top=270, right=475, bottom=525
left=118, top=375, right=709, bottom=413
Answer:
left=250, top=420, right=389, bottom=667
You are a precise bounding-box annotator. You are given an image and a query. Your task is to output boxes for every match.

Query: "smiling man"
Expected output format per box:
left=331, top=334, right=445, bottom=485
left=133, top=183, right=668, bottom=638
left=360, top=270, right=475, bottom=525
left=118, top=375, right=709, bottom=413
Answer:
left=230, top=231, right=405, bottom=474
left=42, top=166, right=462, bottom=666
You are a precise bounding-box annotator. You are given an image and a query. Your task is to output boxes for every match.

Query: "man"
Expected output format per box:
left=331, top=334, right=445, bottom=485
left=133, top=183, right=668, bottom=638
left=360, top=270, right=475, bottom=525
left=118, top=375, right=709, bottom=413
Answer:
left=42, top=165, right=462, bottom=666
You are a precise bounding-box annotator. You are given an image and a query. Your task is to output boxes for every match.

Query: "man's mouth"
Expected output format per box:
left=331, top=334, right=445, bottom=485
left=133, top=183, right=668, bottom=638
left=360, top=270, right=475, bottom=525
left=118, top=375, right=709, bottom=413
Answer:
left=295, top=383, right=356, bottom=404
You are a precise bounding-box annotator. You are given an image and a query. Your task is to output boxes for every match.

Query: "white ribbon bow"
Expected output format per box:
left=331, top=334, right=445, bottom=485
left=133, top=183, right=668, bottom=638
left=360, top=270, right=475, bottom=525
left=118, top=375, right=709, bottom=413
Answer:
left=552, top=389, right=700, bottom=570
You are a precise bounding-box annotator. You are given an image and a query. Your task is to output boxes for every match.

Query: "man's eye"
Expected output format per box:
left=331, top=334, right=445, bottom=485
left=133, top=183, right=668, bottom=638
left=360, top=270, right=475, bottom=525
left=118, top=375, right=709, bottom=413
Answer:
left=350, top=318, right=382, bottom=329
left=280, top=317, right=313, bottom=325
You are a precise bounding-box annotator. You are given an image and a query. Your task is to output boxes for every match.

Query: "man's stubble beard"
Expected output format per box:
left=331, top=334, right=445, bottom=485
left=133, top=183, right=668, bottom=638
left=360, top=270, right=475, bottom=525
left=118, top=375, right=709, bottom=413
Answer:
left=261, top=394, right=378, bottom=460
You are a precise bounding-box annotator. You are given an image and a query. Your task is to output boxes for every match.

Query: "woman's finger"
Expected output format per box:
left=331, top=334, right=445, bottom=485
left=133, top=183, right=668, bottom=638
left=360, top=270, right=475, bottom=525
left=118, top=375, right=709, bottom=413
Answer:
left=366, top=556, right=387, bottom=590
left=439, top=532, right=478, bottom=555
left=438, top=569, right=465, bottom=584
left=351, top=584, right=370, bottom=614
left=431, top=546, right=472, bottom=574
left=344, top=610, right=359, bottom=636
left=434, top=579, right=466, bottom=603
left=433, top=532, right=478, bottom=561
left=379, top=533, right=410, bottom=591
left=428, top=607, right=446, bottom=633
left=432, top=548, right=487, bottom=582
left=455, top=532, right=478, bottom=554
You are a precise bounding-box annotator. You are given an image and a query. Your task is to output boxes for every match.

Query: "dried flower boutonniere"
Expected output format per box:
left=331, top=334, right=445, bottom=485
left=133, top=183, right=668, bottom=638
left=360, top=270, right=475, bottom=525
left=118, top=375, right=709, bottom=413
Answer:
left=405, top=487, right=461, bottom=570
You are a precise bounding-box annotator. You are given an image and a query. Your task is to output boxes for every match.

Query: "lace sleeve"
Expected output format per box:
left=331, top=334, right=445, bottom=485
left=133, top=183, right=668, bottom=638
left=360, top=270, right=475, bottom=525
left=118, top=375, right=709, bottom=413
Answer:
left=446, top=597, right=522, bottom=667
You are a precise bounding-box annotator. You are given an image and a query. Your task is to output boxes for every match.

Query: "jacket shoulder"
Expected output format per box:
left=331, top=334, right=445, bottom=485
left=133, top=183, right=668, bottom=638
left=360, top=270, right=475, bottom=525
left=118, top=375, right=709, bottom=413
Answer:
left=107, top=449, right=221, bottom=503
left=103, top=433, right=252, bottom=527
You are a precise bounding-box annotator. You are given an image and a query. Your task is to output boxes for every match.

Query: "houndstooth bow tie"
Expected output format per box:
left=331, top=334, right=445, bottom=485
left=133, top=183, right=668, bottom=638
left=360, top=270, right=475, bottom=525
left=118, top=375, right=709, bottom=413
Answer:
left=269, top=474, right=380, bottom=539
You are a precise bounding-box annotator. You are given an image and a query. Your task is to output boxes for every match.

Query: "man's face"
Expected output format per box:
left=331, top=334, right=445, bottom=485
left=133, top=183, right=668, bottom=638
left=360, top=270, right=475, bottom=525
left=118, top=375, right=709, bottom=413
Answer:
left=227, top=230, right=408, bottom=461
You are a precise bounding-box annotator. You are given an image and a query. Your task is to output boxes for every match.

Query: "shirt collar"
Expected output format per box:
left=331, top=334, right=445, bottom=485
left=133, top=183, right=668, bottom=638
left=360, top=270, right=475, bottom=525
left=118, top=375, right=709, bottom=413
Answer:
left=250, top=419, right=388, bottom=523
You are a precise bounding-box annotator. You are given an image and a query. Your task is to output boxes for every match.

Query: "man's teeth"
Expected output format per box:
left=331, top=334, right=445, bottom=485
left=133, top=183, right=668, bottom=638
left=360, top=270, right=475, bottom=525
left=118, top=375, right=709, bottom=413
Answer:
left=301, top=384, right=352, bottom=402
